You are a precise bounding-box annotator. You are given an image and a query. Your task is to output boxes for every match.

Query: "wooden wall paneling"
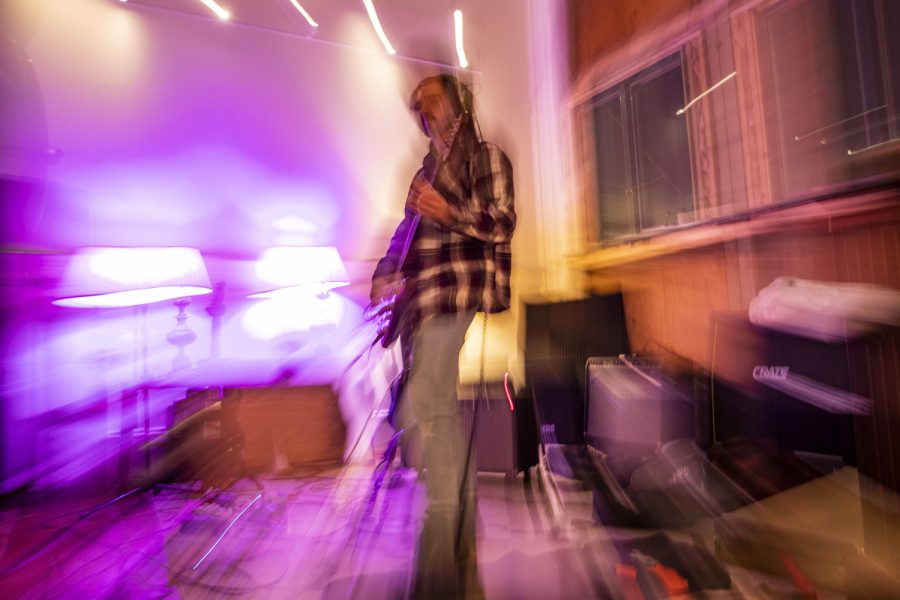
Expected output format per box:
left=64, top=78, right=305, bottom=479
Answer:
left=702, top=272, right=737, bottom=369
left=639, top=260, right=670, bottom=355
left=617, top=260, right=654, bottom=359
left=731, top=8, right=780, bottom=208
left=666, top=251, right=705, bottom=363
left=613, top=263, right=663, bottom=356
left=747, top=228, right=840, bottom=294
left=568, top=0, right=698, bottom=78
left=851, top=330, right=900, bottom=571
left=833, top=219, right=900, bottom=288
left=722, top=234, right=758, bottom=310
left=658, top=256, right=679, bottom=353
left=680, top=254, right=707, bottom=360
left=574, top=103, right=600, bottom=245
left=703, top=15, right=748, bottom=215
left=600, top=244, right=736, bottom=368
left=685, top=246, right=736, bottom=364
left=872, top=220, right=900, bottom=288
left=684, top=36, right=721, bottom=215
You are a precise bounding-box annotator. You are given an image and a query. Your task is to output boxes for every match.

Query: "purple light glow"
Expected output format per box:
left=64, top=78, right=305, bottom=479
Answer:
left=0, top=0, right=442, bottom=498
left=241, top=292, right=344, bottom=340
left=251, top=246, right=349, bottom=294
left=3, top=1, right=417, bottom=260
left=53, top=286, right=213, bottom=308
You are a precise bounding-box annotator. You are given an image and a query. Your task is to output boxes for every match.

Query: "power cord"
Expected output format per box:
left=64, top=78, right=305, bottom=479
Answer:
left=0, top=487, right=142, bottom=578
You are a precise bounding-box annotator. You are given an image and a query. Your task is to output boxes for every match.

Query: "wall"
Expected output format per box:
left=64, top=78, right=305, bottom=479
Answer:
left=568, top=0, right=700, bottom=77
left=0, top=0, right=549, bottom=488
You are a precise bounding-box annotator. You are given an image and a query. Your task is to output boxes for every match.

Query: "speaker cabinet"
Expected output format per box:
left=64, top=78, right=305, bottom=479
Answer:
left=585, top=356, right=693, bottom=457
left=458, top=381, right=518, bottom=477
left=232, top=385, right=346, bottom=473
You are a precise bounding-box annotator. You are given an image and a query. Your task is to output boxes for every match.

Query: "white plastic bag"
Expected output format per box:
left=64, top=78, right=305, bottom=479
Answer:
left=749, top=276, right=900, bottom=342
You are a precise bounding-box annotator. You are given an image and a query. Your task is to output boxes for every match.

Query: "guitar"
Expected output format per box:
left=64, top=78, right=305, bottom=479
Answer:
left=367, top=115, right=463, bottom=348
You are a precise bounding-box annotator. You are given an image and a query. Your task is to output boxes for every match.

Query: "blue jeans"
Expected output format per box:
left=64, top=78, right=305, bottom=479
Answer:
left=403, top=310, right=480, bottom=599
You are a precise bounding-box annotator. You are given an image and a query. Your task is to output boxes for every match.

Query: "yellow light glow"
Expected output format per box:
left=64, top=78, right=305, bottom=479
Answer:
left=289, top=0, right=318, bottom=28
left=362, top=0, right=396, bottom=55
left=454, top=9, right=468, bottom=69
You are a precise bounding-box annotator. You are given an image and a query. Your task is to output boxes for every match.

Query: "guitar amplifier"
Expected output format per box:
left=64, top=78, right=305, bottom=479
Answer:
left=585, top=356, right=693, bottom=457
left=233, top=385, right=347, bottom=473
left=457, top=381, right=518, bottom=477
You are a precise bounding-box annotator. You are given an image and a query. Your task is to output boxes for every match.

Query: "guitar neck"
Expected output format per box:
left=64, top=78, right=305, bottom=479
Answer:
left=393, top=115, right=462, bottom=276
left=395, top=213, right=421, bottom=274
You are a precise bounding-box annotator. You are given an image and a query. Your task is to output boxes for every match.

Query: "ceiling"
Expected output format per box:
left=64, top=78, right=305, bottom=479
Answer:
left=125, top=0, right=479, bottom=68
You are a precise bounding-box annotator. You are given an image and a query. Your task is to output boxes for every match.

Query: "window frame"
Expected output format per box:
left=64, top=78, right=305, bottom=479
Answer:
left=755, top=0, right=900, bottom=200
left=583, top=50, right=696, bottom=246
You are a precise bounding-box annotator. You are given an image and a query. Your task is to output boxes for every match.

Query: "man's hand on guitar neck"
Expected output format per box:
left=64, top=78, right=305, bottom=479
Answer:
left=409, top=173, right=452, bottom=226
left=370, top=272, right=402, bottom=305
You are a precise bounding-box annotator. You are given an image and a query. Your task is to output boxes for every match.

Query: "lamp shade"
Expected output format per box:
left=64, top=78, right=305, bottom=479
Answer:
left=249, top=246, right=349, bottom=298
left=53, top=247, right=213, bottom=308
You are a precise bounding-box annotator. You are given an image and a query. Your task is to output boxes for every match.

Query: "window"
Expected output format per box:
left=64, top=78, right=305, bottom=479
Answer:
left=590, top=52, right=694, bottom=243
left=833, top=0, right=899, bottom=156
left=763, top=0, right=900, bottom=196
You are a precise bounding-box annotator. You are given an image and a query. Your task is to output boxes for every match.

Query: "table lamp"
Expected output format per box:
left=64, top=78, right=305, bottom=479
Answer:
left=242, top=246, right=349, bottom=349
left=248, top=246, right=349, bottom=299
left=53, top=246, right=213, bottom=371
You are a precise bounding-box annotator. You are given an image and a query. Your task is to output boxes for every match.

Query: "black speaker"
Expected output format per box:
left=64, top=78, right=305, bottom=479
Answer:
left=525, top=293, right=630, bottom=394
left=758, top=327, right=859, bottom=466
left=525, top=294, right=630, bottom=445
left=458, top=381, right=518, bottom=477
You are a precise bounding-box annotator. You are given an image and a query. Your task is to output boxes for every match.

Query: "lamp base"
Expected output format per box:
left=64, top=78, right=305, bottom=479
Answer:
left=167, top=297, right=198, bottom=371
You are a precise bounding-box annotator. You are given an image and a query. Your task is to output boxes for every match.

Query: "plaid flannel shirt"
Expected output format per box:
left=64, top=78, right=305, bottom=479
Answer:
left=374, top=131, right=516, bottom=330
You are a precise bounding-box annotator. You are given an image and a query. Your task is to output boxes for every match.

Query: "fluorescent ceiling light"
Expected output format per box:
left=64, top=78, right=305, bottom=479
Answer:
left=453, top=9, right=468, bottom=69
left=362, top=0, right=396, bottom=55
left=198, top=0, right=230, bottom=21
left=288, top=0, right=318, bottom=28
left=676, top=71, right=736, bottom=116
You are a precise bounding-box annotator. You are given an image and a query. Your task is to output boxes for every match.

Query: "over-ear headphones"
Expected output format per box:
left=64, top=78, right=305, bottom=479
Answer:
left=409, top=74, right=474, bottom=134
left=439, top=74, right=473, bottom=118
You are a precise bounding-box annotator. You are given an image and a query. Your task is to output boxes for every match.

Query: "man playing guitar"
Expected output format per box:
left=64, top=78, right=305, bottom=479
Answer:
left=369, top=73, right=516, bottom=599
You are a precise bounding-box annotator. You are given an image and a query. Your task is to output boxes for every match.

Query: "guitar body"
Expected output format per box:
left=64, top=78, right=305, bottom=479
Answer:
left=378, top=281, right=411, bottom=348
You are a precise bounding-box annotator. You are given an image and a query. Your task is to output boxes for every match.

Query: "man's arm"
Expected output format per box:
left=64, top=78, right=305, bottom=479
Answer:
left=373, top=209, right=415, bottom=277
left=406, top=143, right=515, bottom=242
left=448, top=142, right=516, bottom=244
left=371, top=205, right=418, bottom=302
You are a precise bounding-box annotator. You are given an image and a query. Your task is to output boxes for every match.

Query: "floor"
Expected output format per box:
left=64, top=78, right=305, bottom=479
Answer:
left=1, top=456, right=897, bottom=599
